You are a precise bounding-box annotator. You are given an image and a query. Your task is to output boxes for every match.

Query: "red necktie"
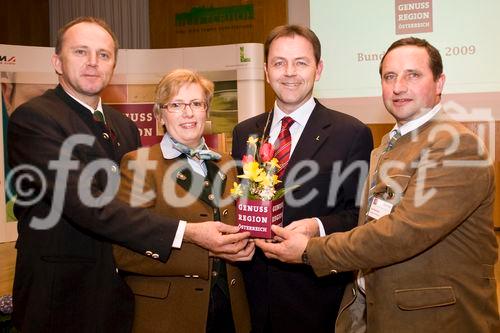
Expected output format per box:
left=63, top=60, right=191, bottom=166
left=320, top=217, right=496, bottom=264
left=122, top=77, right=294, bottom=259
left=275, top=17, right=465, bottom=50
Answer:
left=274, top=117, right=294, bottom=179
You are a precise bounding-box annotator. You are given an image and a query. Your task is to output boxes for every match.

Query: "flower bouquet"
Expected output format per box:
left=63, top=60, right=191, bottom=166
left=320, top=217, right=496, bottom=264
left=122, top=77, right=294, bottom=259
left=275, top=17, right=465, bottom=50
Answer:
left=231, top=136, right=286, bottom=238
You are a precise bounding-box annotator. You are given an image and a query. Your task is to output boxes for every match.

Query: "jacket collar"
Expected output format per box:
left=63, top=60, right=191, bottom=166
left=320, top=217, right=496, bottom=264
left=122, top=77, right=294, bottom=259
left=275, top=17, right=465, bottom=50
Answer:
left=171, top=157, right=226, bottom=208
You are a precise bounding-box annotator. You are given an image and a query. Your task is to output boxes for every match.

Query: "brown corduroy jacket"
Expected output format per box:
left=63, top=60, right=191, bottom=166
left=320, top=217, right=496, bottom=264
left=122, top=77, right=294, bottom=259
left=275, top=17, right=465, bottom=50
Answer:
left=307, top=113, right=499, bottom=332
left=113, top=144, right=251, bottom=333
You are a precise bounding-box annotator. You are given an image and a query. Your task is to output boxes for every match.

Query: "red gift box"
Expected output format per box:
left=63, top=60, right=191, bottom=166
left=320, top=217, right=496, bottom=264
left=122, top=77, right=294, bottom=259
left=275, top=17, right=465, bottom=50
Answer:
left=236, top=197, right=284, bottom=238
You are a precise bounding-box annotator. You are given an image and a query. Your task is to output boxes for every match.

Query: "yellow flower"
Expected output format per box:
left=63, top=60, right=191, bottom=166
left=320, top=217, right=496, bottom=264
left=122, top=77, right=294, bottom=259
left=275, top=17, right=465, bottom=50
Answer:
left=267, top=157, right=280, bottom=170
left=261, top=175, right=273, bottom=188
left=239, top=161, right=266, bottom=183
left=261, top=174, right=281, bottom=188
left=247, top=136, right=259, bottom=145
left=233, top=135, right=293, bottom=200
left=230, top=182, right=243, bottom=197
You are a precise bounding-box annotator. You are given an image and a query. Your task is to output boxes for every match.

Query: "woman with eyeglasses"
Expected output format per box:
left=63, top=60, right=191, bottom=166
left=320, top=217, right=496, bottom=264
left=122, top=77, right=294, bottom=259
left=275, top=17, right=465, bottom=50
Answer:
left=113, top=69, right=253, bottom=333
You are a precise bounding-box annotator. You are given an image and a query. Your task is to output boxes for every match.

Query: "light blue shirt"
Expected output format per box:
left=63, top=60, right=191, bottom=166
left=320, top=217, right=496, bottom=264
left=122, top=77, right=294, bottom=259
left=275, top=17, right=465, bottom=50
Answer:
left=160, top=134, right=207, bottom=177
left=160, top=133, right=212, bottom=248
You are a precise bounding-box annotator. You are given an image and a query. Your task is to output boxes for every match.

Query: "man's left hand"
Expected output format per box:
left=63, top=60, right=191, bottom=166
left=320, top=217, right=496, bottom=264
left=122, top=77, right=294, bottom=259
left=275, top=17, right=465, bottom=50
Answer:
left=254, top=225, right=309, bottom=264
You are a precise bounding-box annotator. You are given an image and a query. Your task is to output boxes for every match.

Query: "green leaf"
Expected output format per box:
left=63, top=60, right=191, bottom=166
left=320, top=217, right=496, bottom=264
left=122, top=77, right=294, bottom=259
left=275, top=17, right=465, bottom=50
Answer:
left=273, top=184, right=300, bottom=199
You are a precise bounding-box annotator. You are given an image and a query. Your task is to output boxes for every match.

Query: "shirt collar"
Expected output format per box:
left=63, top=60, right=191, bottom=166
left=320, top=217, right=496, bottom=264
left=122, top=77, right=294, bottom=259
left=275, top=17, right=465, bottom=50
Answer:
left=63, top=88, right=103, bottom=113
left=160, top=133, right=208, bottom=176
left=160, top=133, right=182, bottom=159
left=271, top=96, right=316, bottom=128
left=391, top=103, right=442, bottom=138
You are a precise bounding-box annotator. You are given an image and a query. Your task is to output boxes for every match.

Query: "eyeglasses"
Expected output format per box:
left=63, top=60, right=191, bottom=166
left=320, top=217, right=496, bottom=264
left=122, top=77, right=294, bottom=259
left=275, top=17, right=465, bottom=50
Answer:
left=158, top=100, right=208, bottom=113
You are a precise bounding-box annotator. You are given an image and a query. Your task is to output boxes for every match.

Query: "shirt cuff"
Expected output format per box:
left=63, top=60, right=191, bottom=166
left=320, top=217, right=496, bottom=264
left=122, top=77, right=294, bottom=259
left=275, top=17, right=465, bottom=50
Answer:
left=172, top=220, right=186, bottom=248
left=314, top=217, right=326, bottom=237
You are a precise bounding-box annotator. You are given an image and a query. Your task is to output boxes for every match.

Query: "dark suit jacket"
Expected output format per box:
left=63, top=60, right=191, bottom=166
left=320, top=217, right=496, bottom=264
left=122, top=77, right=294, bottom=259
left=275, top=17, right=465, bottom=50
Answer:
left=231, top=100, right=373, bottom=333
left=8, top=85, right=179, bottom=333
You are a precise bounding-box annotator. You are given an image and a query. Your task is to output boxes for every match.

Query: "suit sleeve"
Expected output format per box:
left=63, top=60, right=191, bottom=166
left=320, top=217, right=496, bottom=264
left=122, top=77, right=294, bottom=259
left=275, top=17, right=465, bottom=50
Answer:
left=318, top=124, right=373, bottom=234
left=307, top=131, right=494, bottom=276
left=8, top=103, right=179, bottom=262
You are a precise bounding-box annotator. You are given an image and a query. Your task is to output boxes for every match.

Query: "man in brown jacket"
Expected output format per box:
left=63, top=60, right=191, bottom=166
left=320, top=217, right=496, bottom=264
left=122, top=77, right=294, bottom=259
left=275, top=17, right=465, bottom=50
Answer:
left=255, top=37, right=499, bottom=332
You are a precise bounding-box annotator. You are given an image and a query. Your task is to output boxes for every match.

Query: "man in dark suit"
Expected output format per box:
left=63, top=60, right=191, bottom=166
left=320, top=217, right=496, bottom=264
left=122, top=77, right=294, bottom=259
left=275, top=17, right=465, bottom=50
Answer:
left=231, top=25, right=373, bottom=333
left=8, top=17, right=249, bottom=333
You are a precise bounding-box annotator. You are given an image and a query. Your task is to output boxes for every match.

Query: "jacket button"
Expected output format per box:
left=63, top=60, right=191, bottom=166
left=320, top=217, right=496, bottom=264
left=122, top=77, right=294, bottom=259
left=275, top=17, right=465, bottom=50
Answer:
left=152, top=253, right=159, bottom=259
left=330, top=269, right=338, bottom=274
left=145, top=250, right=153, bottom=256
left=111, top=165, right=118, bottom=173
left=208, top=194, right=215, bottom=201
left=222, top=209, right=228, bottom=216
left=103, top=132, right=110, bottom=140
left=212, top=271, right=218, bottom=277
left=204, top=180, right=210, bottom=187
left=230, top=278, right=237, bottom=286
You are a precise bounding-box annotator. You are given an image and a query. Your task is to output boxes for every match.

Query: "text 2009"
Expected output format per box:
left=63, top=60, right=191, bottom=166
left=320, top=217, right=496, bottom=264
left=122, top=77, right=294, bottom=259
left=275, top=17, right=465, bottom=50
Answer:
left=444, top=45, right=476, bottom=56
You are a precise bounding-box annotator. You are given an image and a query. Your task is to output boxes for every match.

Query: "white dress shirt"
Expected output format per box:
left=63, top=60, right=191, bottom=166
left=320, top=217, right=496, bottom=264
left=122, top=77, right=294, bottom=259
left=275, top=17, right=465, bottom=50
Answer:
left=64, top=89, right=105, bottom=121
left=269, top=97, right=326, bottom=236
left=392, top=103, right=442, bottom=138
left=268, top=97, right=316, bottom=153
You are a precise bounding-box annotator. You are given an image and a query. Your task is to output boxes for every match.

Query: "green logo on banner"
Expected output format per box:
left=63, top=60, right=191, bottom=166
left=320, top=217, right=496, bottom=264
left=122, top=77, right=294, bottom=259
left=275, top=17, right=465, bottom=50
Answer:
left=176, top=4, right=254, bottom=26
left=240, top=46, right=251, bottom=63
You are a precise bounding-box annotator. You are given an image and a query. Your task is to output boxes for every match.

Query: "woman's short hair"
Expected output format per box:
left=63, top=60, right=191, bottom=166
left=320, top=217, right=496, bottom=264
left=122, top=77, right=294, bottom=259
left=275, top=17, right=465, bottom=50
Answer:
left=153, top=69, right=214, bottom=118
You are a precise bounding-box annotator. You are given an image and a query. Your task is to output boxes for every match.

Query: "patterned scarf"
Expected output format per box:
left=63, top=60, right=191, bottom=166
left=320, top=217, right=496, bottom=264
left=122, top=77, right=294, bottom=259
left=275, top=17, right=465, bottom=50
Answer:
left=171, top=137, right=221, bottom=161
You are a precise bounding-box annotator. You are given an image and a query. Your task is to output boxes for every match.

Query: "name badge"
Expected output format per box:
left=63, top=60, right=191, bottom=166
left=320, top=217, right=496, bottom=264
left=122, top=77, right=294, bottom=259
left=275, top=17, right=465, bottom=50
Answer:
left=367, top=197, right=393, bottom=220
